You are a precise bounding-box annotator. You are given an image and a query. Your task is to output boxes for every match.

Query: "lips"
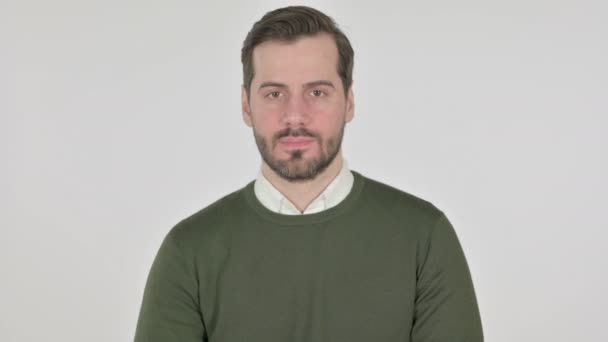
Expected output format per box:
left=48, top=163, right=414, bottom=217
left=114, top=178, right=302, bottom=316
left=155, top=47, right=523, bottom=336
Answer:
left=278, top=137, right=315, bottom=148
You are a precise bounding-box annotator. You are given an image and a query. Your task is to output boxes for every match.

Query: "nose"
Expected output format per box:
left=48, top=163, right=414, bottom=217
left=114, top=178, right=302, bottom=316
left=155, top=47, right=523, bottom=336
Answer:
left=280, top=94, right=311, bottom=126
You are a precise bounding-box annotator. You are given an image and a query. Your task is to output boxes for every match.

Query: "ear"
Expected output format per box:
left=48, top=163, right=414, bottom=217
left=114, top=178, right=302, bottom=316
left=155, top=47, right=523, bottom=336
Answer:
left=241, top=86, right=253, bottom=127
left=345, top=86, right=355, bottom=123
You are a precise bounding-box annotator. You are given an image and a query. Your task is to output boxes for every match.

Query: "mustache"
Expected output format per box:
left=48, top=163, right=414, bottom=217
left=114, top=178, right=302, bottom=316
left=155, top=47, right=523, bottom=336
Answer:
left=274, top=128, right=317, bottom=140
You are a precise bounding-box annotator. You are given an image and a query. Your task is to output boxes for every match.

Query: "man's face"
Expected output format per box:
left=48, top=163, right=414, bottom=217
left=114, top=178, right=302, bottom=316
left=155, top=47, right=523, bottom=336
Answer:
left=242, top=33, right=354, bottom=182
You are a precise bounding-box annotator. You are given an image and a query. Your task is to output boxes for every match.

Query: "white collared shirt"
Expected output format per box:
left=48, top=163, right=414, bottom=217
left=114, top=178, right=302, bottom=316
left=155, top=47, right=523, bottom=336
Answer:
left=253, top=160, right=354, bottom=215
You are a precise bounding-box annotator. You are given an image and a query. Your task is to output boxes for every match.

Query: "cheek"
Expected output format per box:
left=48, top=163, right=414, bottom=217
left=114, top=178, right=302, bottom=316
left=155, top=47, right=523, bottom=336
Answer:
left=315, top=99, right=347, bottom=119
left=316, top=108, right=345, bottom=129
left=250, top=100, right=281, bottom=122
left=251, top=113, right=280, bottom=136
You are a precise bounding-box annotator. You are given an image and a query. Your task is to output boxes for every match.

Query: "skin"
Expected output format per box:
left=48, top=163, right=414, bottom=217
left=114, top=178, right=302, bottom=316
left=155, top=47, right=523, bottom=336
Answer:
left=241, top=33, right=355, bottom=213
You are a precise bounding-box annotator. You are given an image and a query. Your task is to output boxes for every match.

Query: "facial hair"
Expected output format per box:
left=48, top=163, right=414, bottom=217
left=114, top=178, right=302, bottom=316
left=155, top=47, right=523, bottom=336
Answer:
left=253, top=122, right=345, bottom=183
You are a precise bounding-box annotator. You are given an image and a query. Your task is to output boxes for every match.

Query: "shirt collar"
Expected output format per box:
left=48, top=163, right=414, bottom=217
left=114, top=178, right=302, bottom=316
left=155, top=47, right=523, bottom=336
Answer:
left=254, top=159, right=354, bottom=215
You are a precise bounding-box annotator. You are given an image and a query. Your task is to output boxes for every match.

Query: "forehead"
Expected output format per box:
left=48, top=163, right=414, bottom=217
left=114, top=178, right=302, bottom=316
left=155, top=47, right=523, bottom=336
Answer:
left=251, top=33, right=340, bottom=84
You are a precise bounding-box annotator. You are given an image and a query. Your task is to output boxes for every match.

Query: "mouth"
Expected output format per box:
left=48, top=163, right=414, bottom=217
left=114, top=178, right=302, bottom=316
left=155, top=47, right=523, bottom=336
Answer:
left=278, top=137, right=315, bottom=149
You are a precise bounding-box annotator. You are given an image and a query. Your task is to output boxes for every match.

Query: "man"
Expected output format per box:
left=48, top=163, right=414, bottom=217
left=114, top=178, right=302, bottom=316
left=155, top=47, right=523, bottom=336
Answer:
left=134, top=6, right=483, bottom=342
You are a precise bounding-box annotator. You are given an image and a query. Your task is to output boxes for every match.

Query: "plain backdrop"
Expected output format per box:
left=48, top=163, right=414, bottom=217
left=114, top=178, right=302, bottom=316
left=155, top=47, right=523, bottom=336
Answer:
left=2, top=0, right=607, bottom=341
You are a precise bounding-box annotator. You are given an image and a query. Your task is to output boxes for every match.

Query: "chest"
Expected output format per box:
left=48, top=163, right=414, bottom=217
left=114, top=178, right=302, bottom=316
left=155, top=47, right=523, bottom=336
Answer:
left=199, top=224, right=419, bottom=342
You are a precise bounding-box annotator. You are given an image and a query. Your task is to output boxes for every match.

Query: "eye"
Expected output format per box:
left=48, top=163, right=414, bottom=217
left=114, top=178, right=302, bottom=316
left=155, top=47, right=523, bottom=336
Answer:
left=311, top=89, right=326, bottom=97
left=266, top=91, right=282, bottom=99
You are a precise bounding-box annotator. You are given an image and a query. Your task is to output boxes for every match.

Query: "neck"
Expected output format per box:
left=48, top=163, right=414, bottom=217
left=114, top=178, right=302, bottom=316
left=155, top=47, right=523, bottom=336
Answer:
left=261, top=152, right=344, bottom=213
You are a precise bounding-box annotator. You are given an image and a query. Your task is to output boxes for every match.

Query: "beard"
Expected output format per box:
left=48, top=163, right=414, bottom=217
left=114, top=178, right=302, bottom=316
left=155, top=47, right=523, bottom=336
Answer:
left=253, top=122, right=345, bottom=183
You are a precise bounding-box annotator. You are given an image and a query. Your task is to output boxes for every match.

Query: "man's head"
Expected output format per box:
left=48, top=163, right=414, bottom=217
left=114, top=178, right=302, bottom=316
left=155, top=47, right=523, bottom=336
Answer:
left=241, top=6, right=354, bottom=99
left=241, top=6, right=355, bottom=182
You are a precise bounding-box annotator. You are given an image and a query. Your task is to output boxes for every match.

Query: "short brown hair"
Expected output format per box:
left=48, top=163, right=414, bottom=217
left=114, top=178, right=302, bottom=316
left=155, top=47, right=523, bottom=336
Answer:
left=241, top=6, right=354, bottom=97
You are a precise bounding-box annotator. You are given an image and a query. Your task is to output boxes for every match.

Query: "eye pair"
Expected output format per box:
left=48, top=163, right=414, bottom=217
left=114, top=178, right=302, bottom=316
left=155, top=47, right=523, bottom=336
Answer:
left=266, top=90, right=326, bottom=99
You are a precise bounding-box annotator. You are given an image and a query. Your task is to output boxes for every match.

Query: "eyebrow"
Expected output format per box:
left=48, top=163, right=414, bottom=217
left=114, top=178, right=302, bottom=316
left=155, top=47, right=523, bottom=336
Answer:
left=258, top=80, right=335, bottom=91
left=304, top=80, right=335, bottom=89
left=258, top=81, right=287, bottom=90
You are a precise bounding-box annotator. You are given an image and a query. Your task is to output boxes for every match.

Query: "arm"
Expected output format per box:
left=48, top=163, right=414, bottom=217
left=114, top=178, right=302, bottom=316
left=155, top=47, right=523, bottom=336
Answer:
left=411, top=213, right=484, bottom=342
left=134, top=230, right=207, bottom=342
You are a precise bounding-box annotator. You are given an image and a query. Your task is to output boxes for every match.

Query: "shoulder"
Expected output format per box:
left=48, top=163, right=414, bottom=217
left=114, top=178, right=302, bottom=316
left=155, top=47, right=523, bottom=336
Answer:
left=355, top=172, right=454, bottom=252
left=356, top=171, right=445, bottom=225
left=165, top=181, right=253, bottom=246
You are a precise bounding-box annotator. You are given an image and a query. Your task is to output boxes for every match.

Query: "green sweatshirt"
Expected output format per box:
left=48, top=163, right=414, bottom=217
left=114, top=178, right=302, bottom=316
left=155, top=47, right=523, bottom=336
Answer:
left=134, top=171, right=483, bottom=342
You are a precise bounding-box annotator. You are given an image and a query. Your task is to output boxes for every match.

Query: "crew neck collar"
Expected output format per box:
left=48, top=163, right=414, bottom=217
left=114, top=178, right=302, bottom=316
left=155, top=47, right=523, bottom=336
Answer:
left=243, top=170, right=366, bottom=226
left=254, top=159, right=354, bottom=215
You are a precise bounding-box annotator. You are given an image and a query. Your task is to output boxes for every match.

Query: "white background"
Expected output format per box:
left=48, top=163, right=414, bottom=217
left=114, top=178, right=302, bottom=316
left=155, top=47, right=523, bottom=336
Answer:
left=2, top=0, right=607, bottom=341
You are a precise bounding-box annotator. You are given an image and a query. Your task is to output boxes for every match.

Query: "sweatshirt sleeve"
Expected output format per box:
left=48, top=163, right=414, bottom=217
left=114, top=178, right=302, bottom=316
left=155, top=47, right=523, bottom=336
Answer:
left=411, top=213, right=484, bottom=342
left=134, top=229, right=207, bottom=342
